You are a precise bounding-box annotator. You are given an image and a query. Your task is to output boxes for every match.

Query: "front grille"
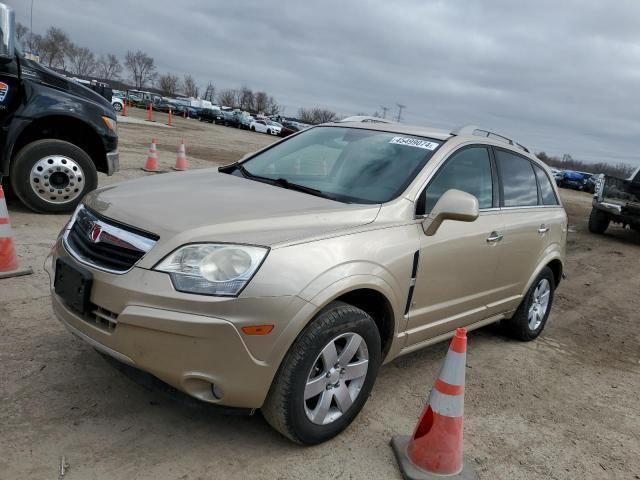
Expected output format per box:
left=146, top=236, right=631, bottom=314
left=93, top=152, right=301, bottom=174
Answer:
left=64, top=205, right=158, bottom=273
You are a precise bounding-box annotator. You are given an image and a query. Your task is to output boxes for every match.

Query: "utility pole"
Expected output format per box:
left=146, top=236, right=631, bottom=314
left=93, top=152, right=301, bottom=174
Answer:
left=380, top=105, right=388, bottom=119
left=396, top=103, right=406, bottom=123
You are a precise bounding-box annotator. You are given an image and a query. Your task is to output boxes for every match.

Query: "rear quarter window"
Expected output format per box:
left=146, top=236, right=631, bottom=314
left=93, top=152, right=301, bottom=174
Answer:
left=533, top=164, right=559, bottom=205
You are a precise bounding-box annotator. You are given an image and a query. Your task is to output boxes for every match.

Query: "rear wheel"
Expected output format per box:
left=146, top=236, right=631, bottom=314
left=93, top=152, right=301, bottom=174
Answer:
left=10, top=139, right=97, bottom=213
left=588, top=208, right=610, bottom=234
left=503, top=267, right=555, bottom=341
left=262, top=301, right=381, bottom=444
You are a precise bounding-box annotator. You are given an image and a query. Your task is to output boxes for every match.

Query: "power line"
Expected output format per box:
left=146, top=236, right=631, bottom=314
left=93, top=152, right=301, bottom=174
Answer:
left=380, top=105, right=388, bottom=119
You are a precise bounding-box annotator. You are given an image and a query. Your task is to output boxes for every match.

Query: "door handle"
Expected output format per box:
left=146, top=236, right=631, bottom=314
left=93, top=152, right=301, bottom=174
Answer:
left=486, top=231, right=503, bottom=243
left=538, top=224, right=550, bottom=234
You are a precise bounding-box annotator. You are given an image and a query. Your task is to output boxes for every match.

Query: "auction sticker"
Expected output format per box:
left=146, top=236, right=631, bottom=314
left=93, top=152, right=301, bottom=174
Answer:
left=389, top=136, right=439, bottom=150
left=0, top=82, right=8, bottom=102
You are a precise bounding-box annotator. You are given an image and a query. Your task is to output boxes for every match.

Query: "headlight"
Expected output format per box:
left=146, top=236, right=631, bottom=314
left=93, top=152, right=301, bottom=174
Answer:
left=154, top=244, right=268, bottom=296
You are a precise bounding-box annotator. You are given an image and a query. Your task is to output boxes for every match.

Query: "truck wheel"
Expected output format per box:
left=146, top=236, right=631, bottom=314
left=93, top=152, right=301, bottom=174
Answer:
left=588, top=208, right=610, bottom=234
left=262, top=301, right=381, bottom=444
left=10, top=139, right=98, bottom=213
left=503, top=267, right=555, bottom=341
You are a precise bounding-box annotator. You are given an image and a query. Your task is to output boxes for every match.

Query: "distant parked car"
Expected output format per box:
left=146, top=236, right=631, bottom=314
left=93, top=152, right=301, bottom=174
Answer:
left=111, top=97, right=124, bottom=112
left=238, top=115, right=254, bottom=129
left=199, top=108, right=222, bottom=123
left=250, top=119, right=281, bottom=135
left=153, top=100, right=178, bottom=114
left=557, top=171, right=589, bottom=191
left=222, top=110, right=241, bottom=127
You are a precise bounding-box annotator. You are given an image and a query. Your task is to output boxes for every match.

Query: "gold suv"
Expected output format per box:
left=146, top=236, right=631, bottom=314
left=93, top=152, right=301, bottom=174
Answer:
left=48, top=123, right=567, bottom=444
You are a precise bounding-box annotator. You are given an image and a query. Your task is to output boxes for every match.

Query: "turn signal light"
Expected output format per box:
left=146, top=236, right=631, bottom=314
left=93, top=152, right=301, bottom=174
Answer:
left=241, top=325, right=274, bottom=335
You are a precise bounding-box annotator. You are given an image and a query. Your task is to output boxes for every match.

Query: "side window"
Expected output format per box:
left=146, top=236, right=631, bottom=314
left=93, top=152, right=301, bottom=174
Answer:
left=496, top=150, right=538, bottom=207
left=418, top=147, right=493, bottom=215
left=533, top=164, right=559, bottom=205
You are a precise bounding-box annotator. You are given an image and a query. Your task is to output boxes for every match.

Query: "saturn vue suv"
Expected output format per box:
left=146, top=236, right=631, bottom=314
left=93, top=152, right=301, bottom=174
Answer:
left=47, top=122, right=567, bottom=444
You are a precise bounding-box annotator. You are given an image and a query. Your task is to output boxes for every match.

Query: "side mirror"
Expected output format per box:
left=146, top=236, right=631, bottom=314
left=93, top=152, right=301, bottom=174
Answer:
left=0, top=3, right=15, bottom=62
left=422, top=189, right=479, bottom=236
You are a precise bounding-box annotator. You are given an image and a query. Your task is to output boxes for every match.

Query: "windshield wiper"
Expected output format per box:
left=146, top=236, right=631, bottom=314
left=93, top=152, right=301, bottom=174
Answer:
left=233, top=163, right=334, bottom=200
left=272, top=178, right=324, bottom=196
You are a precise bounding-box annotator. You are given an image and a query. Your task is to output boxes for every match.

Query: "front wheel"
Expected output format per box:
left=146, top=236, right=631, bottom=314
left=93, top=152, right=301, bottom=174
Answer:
left=112, top=102, right=123, bottom=112
left=10, top=139, right=98, bottom=213
left=262, top=301, right=381, bottom=444
left=588, top=208, right=610, bottom=234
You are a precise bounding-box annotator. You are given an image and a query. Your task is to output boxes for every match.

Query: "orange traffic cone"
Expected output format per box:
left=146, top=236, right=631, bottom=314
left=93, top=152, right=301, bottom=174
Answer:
left=173, top=139, right=188, bottom=171
left=390, top=328, right=477, bottom=479
left=146, top=103, right=154, bottom=122
left=167, top=109, right=173, bottom=127
left=0, top=186, right=33, bottom=279
left=122, top=101, right=128, bottom=117
left=142, top=138, right=162, bottom=172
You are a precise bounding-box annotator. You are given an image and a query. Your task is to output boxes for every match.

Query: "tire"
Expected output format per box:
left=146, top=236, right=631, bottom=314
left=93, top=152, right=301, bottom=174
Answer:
left=503, top=267, right=555, bottom=341
left=10, top=139, right=98, bottom=213
left=262, top=301, right=382, bottom=445
left=267, top=129, right=271, bottom=135
left=112, top=102, right=122, bottom=112
left=250, top=126, right=255, bottom=131
left=588, top=208, right=610, bottom=234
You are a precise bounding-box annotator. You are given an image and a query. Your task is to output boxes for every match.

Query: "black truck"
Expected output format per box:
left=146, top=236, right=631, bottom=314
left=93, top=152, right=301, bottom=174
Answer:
left=0, top=4, right=118, bottom=213
left=589, top=168, right=640, bottom=235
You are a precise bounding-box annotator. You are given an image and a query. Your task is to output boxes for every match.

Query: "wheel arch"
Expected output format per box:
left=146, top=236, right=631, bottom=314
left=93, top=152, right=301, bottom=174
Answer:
left=10, top=115, right=107, bottom=174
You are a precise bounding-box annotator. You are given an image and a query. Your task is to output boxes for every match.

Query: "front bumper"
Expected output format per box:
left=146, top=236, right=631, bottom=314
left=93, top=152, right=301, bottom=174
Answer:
left=106, top=150, right=119, bottom=175
left=47, top=240, right=308, bottom=408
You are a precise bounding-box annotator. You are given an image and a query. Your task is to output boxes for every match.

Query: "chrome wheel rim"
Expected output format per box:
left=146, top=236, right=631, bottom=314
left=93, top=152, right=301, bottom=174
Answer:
left=30, top=155, right=85, bottom=204
left=304, top=332, right=369, bottom=425
left=528, top=278, right=550, bottom=330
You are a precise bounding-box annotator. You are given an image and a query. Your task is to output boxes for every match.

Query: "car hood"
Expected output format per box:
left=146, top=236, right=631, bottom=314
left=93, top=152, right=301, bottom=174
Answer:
left=84, top=169, right=380, bottom=247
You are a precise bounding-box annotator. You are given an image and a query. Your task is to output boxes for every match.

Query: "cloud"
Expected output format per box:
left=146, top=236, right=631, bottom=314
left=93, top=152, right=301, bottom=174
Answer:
left=8, top=0, right=640, bottom=166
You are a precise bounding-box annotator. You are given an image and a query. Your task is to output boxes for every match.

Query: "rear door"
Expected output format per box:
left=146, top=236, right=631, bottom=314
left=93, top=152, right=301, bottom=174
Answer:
left=492, top=148, right=562, bottom=314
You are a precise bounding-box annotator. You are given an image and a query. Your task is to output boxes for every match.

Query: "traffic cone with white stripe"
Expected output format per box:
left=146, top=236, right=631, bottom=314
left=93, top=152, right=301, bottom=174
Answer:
left=0, top=186, right=33, bottom=280
left=142, top=138, right=162, bottom=172
left=172, top=139, right=188, bottom=171
left=390, top=328, right=477, bottom=479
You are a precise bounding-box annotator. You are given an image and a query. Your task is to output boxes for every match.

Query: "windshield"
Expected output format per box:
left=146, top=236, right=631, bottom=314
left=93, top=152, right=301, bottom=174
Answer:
left=239, top=126, right=441, bottom=204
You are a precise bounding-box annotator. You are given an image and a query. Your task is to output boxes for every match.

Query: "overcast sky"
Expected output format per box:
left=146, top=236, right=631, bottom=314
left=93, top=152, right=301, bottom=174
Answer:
left=8, top=0, right=640, bottom=166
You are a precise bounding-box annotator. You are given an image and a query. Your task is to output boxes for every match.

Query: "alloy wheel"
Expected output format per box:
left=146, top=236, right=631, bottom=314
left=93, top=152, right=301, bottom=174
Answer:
left=304, top=332, right=369, bottom=425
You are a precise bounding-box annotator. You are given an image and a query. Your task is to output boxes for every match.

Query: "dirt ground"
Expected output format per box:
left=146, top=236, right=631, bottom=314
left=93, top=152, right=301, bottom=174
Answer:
left=1, top=110, right=639, bottom=479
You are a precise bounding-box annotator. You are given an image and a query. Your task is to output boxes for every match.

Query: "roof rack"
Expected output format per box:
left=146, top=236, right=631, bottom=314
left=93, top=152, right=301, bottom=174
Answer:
left=450, top=125, right=531, bottom=153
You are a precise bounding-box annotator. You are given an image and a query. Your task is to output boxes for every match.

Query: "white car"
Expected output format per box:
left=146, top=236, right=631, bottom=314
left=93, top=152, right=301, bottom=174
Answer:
left=250, top=119, right=281, bottom=135
left=112, top=97, right=124, bottom=113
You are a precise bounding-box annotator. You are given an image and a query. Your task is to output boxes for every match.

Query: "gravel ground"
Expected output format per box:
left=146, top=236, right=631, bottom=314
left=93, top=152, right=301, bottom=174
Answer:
left=1, top=109, right=639, bottom=479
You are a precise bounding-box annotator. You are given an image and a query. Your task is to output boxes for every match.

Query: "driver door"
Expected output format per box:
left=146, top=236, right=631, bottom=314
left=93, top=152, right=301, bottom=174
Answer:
left=405, top=145, right=504, bottom=346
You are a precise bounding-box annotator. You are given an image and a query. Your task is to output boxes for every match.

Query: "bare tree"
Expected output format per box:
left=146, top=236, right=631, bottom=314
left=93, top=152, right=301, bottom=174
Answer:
left=298, top=107, right=335, bottom=124
left=96, top=54, right=122, bottom=80
left=66, top=45, right=96, bottom=76
left=536, top=152, right=635, bottom=178
left=183, top=74, right=199, bottom=98
left=239, top=85, right=254, bottom=111
left=267, top=96, right=280, bottom=116
left=217, top=88, right=236, bottom=107
left=16, top=22, right=29, bottom=46
left=39, top=27, right=71, bottom=68
left=157, top=73, right=181, bottom=97
left=202, top=82, right=216, bottom=102
left=253, top=91, right=268, bottom=113
left=24, top=32, right=42, bottom=54
left=125, top=50, right=156, bottom=89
